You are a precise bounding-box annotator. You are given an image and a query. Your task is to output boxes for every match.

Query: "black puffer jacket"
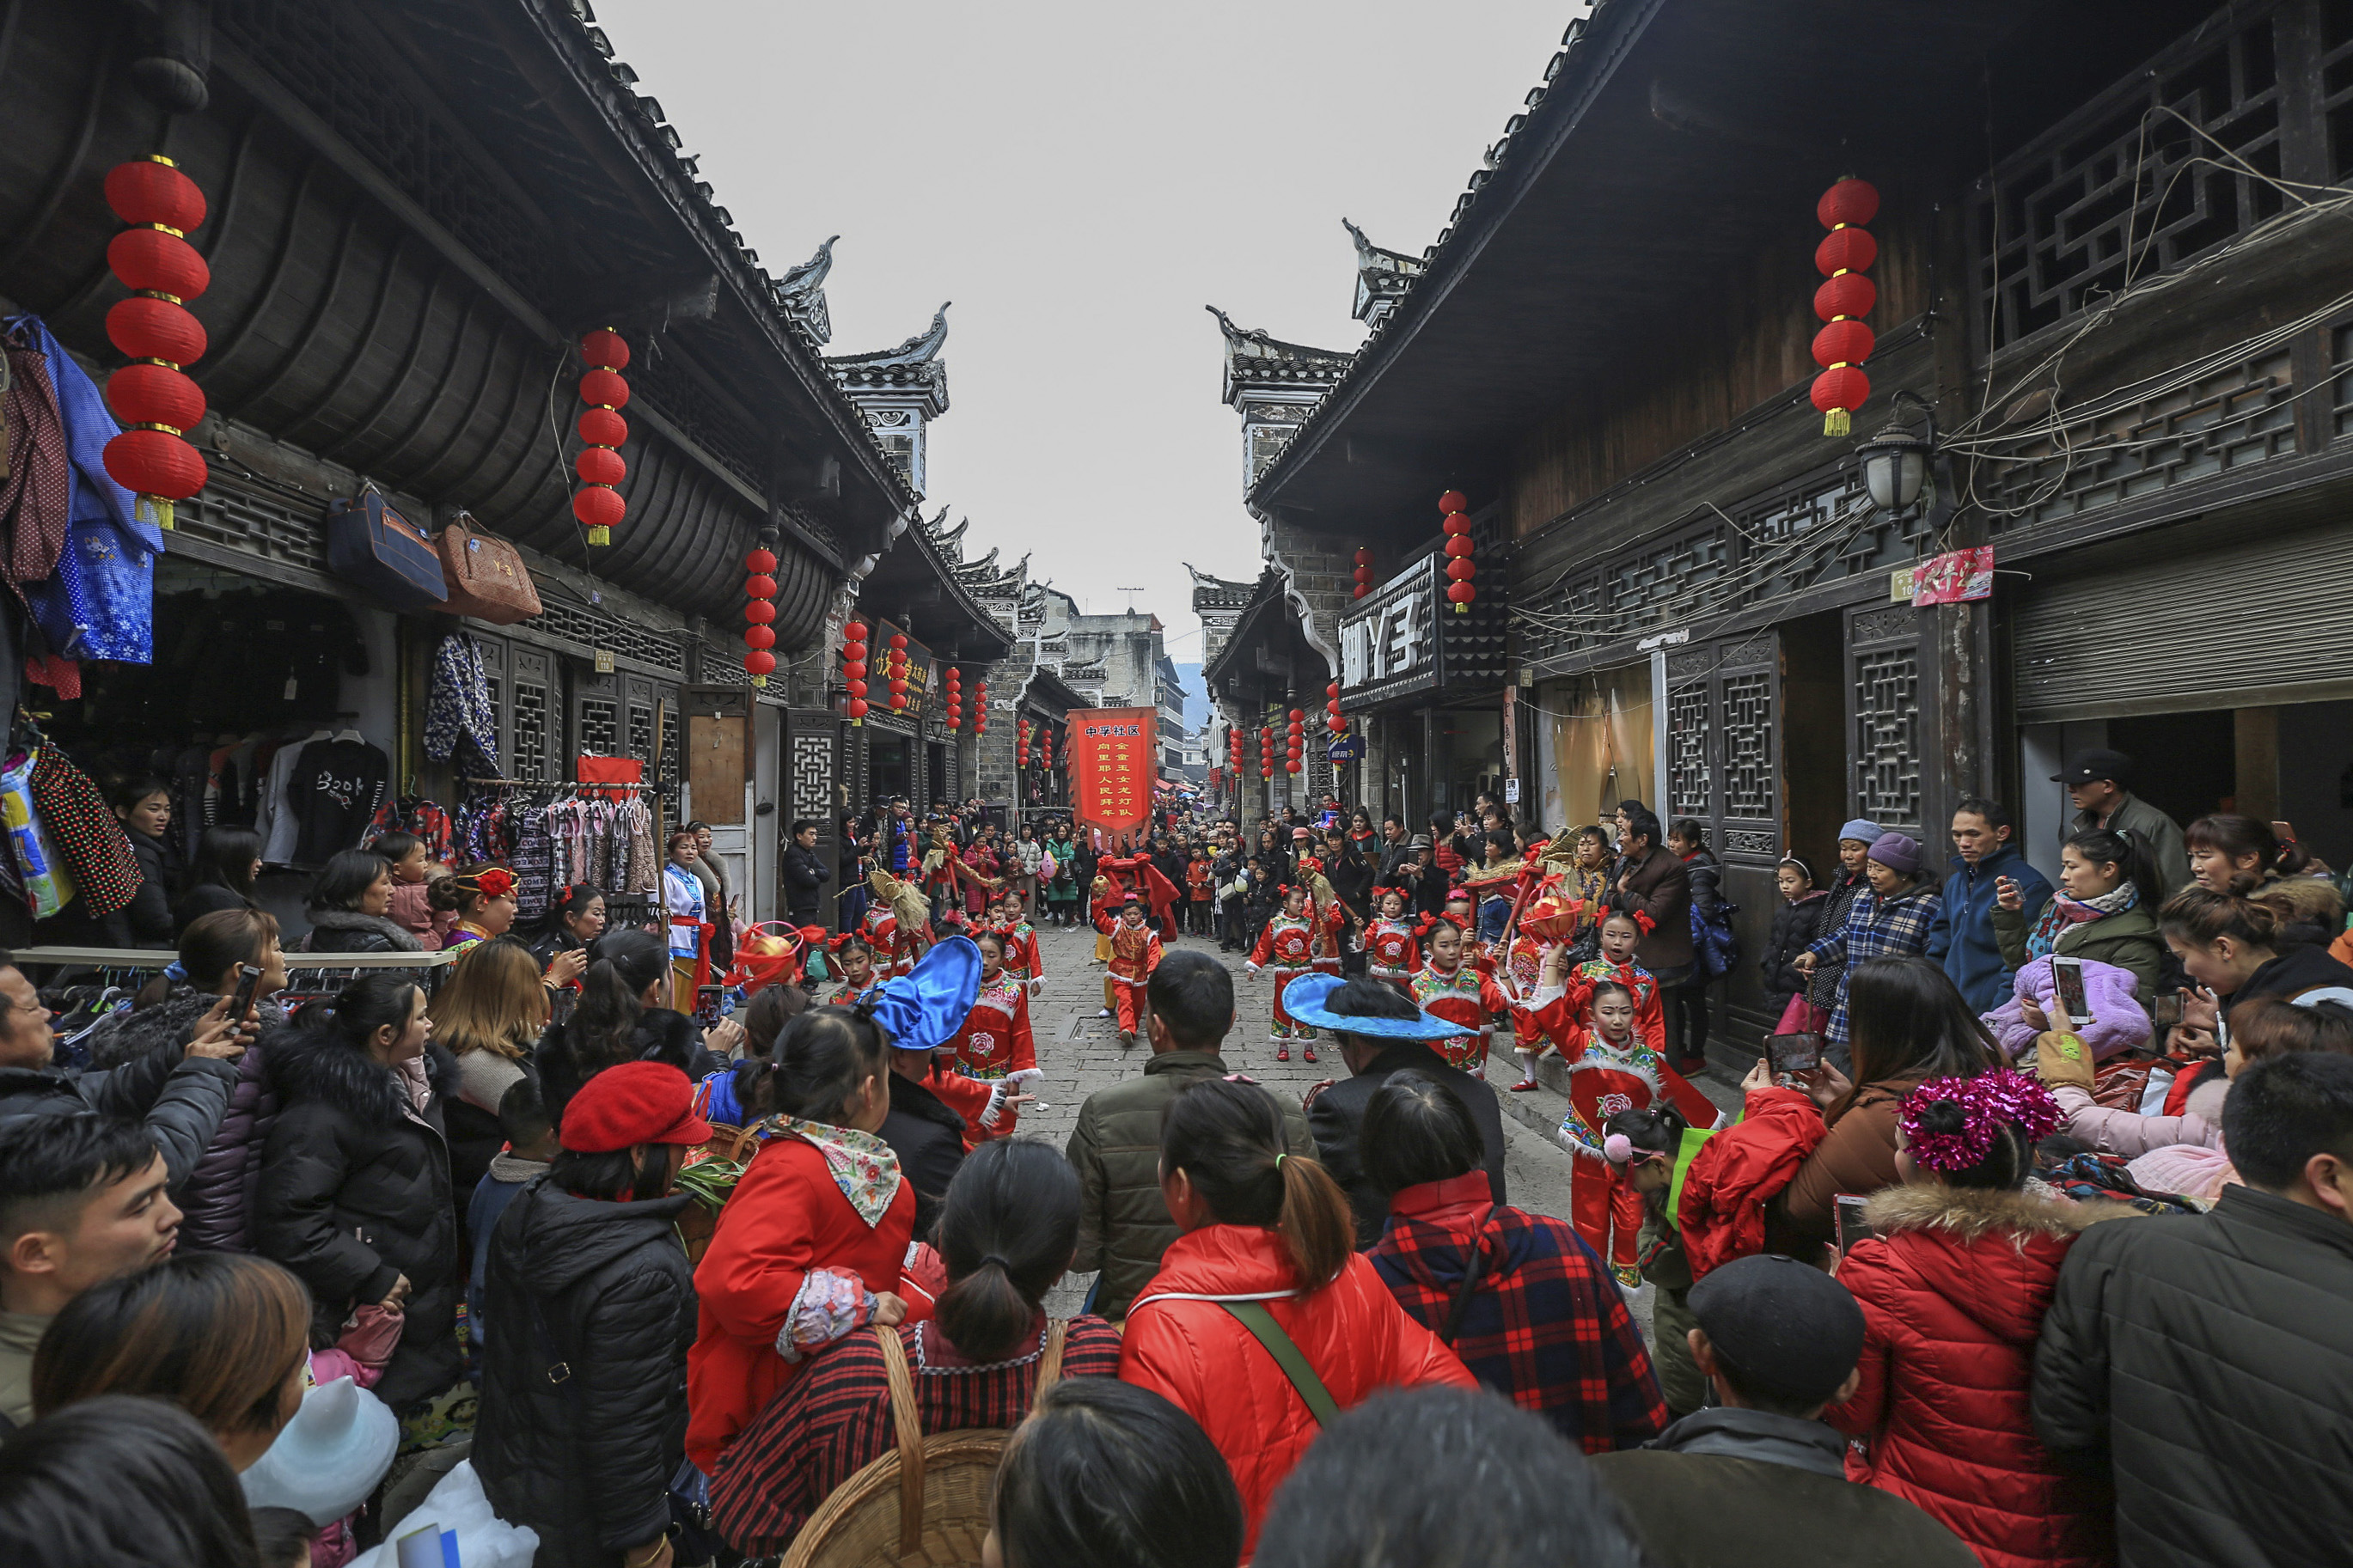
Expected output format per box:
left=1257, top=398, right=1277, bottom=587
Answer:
left=83, top=987, right=289, bottom=1253
left=535, top=1008, right=719, bottom=1128
left=475, top=1176, right=696, bottom=1568
left=123, top=831, right=175, bottom=947
left=1759, top=890, right=1829, bottom=1004
left=253, top=1029, right=461, bottom=1410
left=298, top=908, right=425, bottom=954
left=2034, top=1186, right=2353, bottom=1568
left=0, top=1052, right=235, bottom=1188
left=880, top=1070, right=968, bottom=1244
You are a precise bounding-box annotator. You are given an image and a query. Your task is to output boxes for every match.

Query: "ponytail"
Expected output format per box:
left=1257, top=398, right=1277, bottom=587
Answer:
left=932, top=1142, right=1079, bottom=1361
left=569, top=929, right=667, bottom=1072
left=2063, top=827, right=2162, bottom=911
left=1162, top=1078, right=1352, bottom=1290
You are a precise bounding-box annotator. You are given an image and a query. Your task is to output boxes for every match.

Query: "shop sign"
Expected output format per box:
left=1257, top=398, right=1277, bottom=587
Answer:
left=1339, top=555, right=1441, bottom=703
left=593, top=649, right=615, bottom=674
left=1910, top=546, right=1995, bottom=606
left=868, top=617, right=938, bottom=705
left=1328, top=735, right=1364, bottom=761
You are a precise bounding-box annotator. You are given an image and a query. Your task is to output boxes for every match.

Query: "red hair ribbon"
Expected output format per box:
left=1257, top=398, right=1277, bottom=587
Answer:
left=458, top=867, right=516, bottom=899
left=1630, top=909, right=1656, bottom=935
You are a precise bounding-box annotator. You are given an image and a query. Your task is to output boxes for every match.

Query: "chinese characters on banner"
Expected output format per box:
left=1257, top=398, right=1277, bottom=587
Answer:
left=1066, top=707, right=1157, bottom=849
left=1911, top=546, right=1995, bottom=606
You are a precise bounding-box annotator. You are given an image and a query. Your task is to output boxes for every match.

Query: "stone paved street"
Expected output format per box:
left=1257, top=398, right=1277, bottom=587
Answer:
left=1016, top=914, right=1715, bottom=1335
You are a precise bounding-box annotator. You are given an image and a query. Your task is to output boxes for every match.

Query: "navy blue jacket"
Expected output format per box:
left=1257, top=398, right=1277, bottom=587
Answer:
left=1924, top=845, right=2051, bottom=1013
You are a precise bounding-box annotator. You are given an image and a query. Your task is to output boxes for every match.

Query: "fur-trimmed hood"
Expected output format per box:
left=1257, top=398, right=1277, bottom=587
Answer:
left=83, top=985, right=289, bottom=1071
left=300, top=907, right=425, bottom=951
left=267, top=1025, right=455, bottom=1127
left=1861, top=1181, right=2141, bottom=1243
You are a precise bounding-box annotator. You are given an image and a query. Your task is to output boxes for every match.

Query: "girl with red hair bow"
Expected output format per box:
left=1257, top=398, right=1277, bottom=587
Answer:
left=1363, top=887, right=1422, bottom=994
left=1410, top=918, right=1510, bottom=1077
left=1246, top=883, right=1319, bottom=1060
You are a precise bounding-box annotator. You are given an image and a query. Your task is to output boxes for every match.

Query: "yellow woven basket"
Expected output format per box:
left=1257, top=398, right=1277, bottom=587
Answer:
left=781, top=1321, right=1067, bottom=1568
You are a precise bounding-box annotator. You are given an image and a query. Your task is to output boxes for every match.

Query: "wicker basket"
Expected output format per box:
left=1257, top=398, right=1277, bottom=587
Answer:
left=781, top=1321, right=1068, bottom=1568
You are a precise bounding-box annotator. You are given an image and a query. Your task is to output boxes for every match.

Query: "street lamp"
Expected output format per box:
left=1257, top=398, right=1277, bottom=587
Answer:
left=1855, top=388, right=1936, bottom=514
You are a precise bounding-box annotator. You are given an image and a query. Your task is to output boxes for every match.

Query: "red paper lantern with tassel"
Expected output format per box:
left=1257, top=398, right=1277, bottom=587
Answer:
left=974, top=680, right=988, bottom=735
left=1811, top=177, right=1879, bottom=436
left=574, top=329, right=631, bottom=544
left=887, top=633, right=910, bottom=711
left=1325, top=680, right=1346, bottom=736
left=1352, top=546, right=1372, bottom=600
left=1440, top=494, right=1475, bottom=613
left=1259, top=725, right=1274, bottom=781
left=944, top=666, right=963, bottom=732
left=101, top=155, right=211, bottom=529
left=1286, top=708, right=1305, bottom=775
left=742, top=546, right=778, bottom=687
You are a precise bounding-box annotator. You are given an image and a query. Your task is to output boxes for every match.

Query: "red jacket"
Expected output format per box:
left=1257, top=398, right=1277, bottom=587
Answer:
left=1119, top=1224, right=1474, bottom=1559
left=1825, top=1185, right=2134, bottom=1568
left=1676, top=1086, right=1826, bottom=1278
left=687, top=1135, right=918, bottom=1472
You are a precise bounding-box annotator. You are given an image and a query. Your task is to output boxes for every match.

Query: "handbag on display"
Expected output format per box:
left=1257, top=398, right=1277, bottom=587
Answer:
left=324, top=485, right=448, bottom=612
left=434, top=510, right=541, bottom=624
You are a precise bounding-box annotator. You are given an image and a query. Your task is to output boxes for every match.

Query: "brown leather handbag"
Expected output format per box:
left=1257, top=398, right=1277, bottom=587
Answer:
left=434, top=511, right=541, bottom=623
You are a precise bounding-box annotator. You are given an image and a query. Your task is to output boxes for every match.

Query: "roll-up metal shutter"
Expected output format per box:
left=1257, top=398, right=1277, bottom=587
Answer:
left=2013, top=520, right=2353, bottom=722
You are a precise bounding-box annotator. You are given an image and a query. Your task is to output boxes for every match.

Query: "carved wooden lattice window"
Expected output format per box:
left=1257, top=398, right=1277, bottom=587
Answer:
left=1667, top=684, right=1712, bottom=816
left=1979, top=11, right=2287, bottom=348
left=1853, top=646, right=1922, bottom=830
left=628, top=705, right=654, bottom=770
left=1721, top=673, right=1775, bottom=819
left=580, top=697, right=619, bottom=759
left=513, top=680, right=550, bottom=782
left=1611, top=530, right=1732, bottom=627
left=1977, top=344, right=2299, bottom=529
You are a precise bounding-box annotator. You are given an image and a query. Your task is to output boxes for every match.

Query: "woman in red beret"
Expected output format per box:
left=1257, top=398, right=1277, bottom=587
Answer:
left=474, top=1060, right=711, bottom=1568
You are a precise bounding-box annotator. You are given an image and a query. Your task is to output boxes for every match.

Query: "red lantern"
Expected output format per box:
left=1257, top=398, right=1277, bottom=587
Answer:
left=745, top=625, right=777, bottom=650
left=100, top=428, right=206, bottom=503
left=1440, top=493, right=1475, bottom=613
left=841, top=621, right=869, bottom=726
left=1811, top=178, right=1880, bottom=436
left=105, top=228, right=209, bottom=300
left=575, top=447, right=626, bottom=486
left=1353, top=545, right=1373, bottom=601
left=744, top=574, right=777, bottom=600
left=578, top=406, right=628, bottom=448
left=105, top=159, right=205, bottom=232
left=104, top=363, right=205, bottom=431
left=743, top=650, right=777, bottom=680
left=1437, top=490, right=1467, bottom=514
left=574, top=329, right=632, bottom=543
left=1446, top=581, right=1476, bottom=605
left=743, top=601, right=777, bottom=624
left=974, top=682, right=987, bottom=735
left=106, top=295, right=207, bottom=369
left=747, top=547, right=778, bottom=574
left=1817, top=177, right=1880, bottom=229
left=1444, top=533, right=1474, bottom=558
left=571, top=485, right=624, bottom=529
left=945, top=667, right=962, bottom=731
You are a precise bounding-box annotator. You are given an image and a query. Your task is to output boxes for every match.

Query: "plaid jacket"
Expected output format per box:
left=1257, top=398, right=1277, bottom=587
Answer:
left=709, top=1315, right=1123, bottom=1556
left=1370, top=1174, right=1666, bottom=1454
left=1804, top=883, right=1944, bottom=1045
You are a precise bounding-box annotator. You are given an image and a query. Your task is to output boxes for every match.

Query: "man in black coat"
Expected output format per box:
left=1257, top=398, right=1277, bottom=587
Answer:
left=782, top=817, right=833, bottom=924
left=2032, top=1052, right=2353, bottom=1568
left=1295, top=975, right=1507, bottom=1248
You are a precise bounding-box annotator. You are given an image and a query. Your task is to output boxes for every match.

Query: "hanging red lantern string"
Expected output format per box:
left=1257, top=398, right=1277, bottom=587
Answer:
left=1811, top=176, right=1879, bottom=436
left=101, top=155, right=211, bottom=531
left=1325, top=680, right=1348, bottom=736
left=1352, top=546, right=1373, bottom=601
left=1017, top=717, right=1031, bottom=766
left=973, top=680, right=988, bottom=735
left=886, top=633, right=910, bottom=712
left=1285, top=707, right=1305, bottom=776
left=741, top=543, right=779, bottom=688
left=1259, top=724, right=1274, bottom=781
left=573, top=327, right=631, bottom=544
left=944, top=665, right=963, bottom=732
left=841, top=618, right=870, bottom=726
left=1440, top=491, right=1476, bottom=614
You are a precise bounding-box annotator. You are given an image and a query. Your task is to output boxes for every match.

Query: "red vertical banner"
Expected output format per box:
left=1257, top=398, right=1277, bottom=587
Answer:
left=1067, top=707, right=1156, bottom=849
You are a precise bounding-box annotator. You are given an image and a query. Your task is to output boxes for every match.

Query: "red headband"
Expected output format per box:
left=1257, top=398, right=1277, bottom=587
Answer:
left=456, top=867, right=516, bottom=899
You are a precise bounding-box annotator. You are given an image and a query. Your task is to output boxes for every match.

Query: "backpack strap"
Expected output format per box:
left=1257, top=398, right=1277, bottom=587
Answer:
left=1220, top=1301, right=1340, bottom=1426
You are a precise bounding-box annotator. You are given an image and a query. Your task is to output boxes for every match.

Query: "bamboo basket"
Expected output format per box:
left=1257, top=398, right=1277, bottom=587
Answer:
left=781, top=1321, right=1068, bottom=1568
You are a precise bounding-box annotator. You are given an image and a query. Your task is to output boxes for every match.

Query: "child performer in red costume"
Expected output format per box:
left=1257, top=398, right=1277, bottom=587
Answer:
left=939, top=931, right=1041, bottom=1138
left=1510, top=944, right=1720, bottom=1284
left=1097, top=896, right=1164, bottom=1048
left=1246, top=883, right=1321, bottom=1061
left=859, top=869, right=928, bottom=977
left=825, top=935, right=883, bottom=1008
left=987, top=894, right=1044, bottom=996
left=1363, top=888, right=1422, bottom=994
left=1409, top=918, right=1511, bottom=1077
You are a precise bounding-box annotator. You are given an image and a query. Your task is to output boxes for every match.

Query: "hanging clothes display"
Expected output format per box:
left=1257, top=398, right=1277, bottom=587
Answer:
left=0, top=753, right=69, bottom=919
left=25, top=742, right=141, bottom=918
left=285, top=733, right=391, bottom=863
left=425, top=632, right=498, bottom=776
left=454, top=783, right=657, bottom=917
left=362, top=797, right=455, bottom=863
left=2, top=317, right=162, bottom=665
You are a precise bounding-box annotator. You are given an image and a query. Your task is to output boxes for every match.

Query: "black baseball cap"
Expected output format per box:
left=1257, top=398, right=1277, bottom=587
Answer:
left=1687, top=1254, right=1865, bottom=1407
left=2051, top=747, right=2133, bottom=787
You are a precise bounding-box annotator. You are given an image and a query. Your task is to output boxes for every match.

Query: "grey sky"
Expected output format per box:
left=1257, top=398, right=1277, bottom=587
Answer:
left=595, top=0, right=1580, bottom=658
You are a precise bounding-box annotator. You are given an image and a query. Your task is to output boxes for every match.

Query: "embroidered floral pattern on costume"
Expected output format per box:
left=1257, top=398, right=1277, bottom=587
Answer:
left=775, top=1267, right=876, bottom=1362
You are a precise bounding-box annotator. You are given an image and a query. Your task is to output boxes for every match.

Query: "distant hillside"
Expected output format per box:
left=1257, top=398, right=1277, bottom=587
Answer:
left=1175, top=662, right=1208, bottom=729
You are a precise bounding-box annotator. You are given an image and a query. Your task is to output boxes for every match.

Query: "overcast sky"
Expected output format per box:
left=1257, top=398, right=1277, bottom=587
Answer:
left=596, top=0, right=1581, bottom=661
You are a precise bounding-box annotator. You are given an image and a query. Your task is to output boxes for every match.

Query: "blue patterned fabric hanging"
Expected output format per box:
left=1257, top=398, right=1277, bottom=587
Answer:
left=425, top=632, right=499, bottom=776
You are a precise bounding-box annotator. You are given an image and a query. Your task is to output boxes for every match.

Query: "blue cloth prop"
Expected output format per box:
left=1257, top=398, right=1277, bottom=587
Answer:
left=871, top=935, right=982, bottom=1052
left=1281, top=972, right=1464, bottom=1040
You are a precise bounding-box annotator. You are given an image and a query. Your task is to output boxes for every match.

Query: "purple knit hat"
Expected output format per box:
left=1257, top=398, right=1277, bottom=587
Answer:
left=1866, top=831, right=1922, bottom=876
